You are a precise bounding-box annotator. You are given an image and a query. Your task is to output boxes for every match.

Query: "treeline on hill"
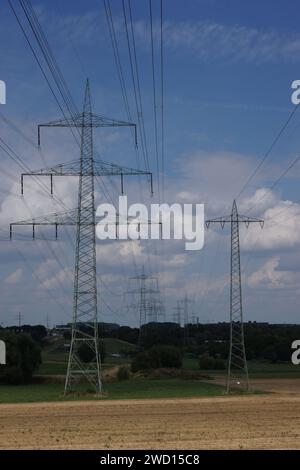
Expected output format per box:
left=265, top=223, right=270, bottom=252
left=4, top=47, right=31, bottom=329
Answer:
left=0, top=321, right=299, bottom=383
left=108, top=321, right=300, bottom=365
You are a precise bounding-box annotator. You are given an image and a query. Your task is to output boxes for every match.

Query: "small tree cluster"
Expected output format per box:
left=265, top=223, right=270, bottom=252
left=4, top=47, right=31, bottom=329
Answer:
left=131, top=345, right=182, bottom=372
left=0, top=331, right=41, bottom=384
left=117, top=365, right=130, bottom=381
left=199, top=353, right=226, bottom=370
left=77, top=341, right=106, bottom=363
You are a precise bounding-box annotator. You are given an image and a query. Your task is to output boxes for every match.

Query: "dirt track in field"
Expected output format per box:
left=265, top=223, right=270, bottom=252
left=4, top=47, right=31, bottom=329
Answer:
left=0, top=379, right=300, bottom=450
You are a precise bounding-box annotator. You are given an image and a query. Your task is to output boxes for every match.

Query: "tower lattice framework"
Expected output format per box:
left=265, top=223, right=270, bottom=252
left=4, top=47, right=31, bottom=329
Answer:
left=206, top=200, right=263, bottom=393
left=66, top=81, right=99, bottom=393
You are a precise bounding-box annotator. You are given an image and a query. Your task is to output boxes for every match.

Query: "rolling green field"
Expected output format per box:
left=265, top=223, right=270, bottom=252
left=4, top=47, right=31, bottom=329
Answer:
left=39, top=336, right=300, bottom=379
left=0, top=379, right=223, bottom=404
left=1, top=335, right=299, bottom=404
left=182, top=357, right=300, bottom=379
left=248, top=361, right=300, bottom=378
left=39, top=337, right=134, bottom=375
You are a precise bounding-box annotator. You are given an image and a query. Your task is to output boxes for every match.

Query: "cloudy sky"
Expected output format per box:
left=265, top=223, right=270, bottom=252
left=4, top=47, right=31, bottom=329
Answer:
left=1, top=0, right=300, bottom=327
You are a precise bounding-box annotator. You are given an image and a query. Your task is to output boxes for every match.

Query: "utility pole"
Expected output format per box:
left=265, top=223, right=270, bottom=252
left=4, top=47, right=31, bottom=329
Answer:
left=206, top=200, right=263, bottom=393
left=10, top=80, right=152, bottom=394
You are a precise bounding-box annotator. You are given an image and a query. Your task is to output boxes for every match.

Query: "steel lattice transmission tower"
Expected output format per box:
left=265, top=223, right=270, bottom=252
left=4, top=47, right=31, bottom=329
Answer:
left=206, top=200, right=263, bottom=393
left=172, top=301, right=182, bottom=325
left=10, top=80, right=152, bottom=394
left=127, top=267, right=163, bottom=349
left=181, top=294, right=194, bottom=345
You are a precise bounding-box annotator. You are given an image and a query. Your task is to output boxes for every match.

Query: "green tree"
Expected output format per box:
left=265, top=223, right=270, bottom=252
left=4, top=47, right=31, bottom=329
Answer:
left=199, top=353, right=225, bottom=370
left=131, top=345, right=182, bottom=372
left=199, top=353, right=216, bottom=370
left=0, top=331, right=41, bottom=384
left=117, top=365, right=130, bottom=381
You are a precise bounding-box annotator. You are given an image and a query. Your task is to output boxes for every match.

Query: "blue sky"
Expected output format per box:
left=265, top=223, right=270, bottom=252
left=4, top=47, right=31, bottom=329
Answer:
left=1, top=0, right=300, bottom=327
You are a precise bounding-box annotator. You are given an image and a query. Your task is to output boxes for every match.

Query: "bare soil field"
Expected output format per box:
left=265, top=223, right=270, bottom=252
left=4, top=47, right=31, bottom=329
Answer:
left=0, top=379, right=299, bottom=449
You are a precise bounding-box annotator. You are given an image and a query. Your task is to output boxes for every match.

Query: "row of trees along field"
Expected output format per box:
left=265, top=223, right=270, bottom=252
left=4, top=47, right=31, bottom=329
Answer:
left=0, top=321, right=300, bottom=384
left=110, top=322, right=300, bottom=364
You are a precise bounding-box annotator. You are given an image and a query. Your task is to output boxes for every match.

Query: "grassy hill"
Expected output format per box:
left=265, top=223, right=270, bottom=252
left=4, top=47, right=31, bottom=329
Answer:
left=38, top=336, right=137, bottom=375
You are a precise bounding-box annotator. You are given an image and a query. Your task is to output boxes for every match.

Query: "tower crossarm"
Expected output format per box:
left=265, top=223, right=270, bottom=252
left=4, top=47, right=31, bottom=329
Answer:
left=233, top=214, right=264, bottom=228
left=126, top=288, right=160, bottom=295
left=10, top=209, right=161, bottom=240
left=205, top=214, right=231, bottom=228
left=21, top=159, right=152, bottom=195
left=206, top=214, right=264, bottom=229
left=38, top=113, right=137, bottom=146
left=10, top=208, right=78, bottom=226
left=10, top=208, right=78, bottom=239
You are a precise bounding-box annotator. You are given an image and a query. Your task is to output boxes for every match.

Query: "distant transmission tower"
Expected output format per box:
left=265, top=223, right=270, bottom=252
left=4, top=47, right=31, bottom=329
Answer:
left=172, top=300, right=182, bottom=325
left=148, top=283, right=165, bottom=323
left=127, top=267, right=162, bottom=348
left=206, top=200, right=263, bottom=393
left=10, top=81, right=152, bottom=394
left=15, top=312, right=23, bottom=332
left=181, top=294, right=194, bottom=345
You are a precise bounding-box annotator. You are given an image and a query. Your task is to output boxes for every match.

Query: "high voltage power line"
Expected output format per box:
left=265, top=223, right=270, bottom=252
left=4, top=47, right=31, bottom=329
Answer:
left=7, top=0, right=143, bottom=321
left=122, top=0, right=150, bottom=174
left=7, top=0, right=300, bottom=361
left=149, top=0, right=160, bottom=199
left=160, top=0, right=165, bottom=198
left=10, top=80, right=152, bottom=394
left=103, top=0, right=165, bottom=302
left=51, top=0, right=149, bottom=294
left=236, top=101, right=300, bottom=200
left=7, top=0, right=156, bottom=393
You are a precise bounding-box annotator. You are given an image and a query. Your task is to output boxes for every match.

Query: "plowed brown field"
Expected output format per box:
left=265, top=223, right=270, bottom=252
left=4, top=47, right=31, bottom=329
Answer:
left=0, top=380, right=300, bottom=450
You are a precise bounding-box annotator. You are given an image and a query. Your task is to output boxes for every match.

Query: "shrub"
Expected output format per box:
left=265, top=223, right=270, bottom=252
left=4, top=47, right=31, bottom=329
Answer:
left=131, top=345, right=182, bottom=372
left=199, top=353, right=225, bottom=370
left=149, top=345, right=182, bottom=369
left=214, top=358, right=226, bottom=370
left=131, top=351, right=154, bottom=373
left=117, top=365, right=130, bottom=381
left=77, top=341, right=106, bottom=363
left=141, top=323, right=183, bottom=349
